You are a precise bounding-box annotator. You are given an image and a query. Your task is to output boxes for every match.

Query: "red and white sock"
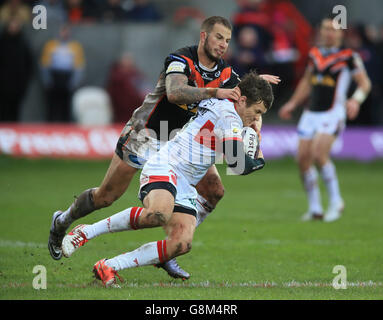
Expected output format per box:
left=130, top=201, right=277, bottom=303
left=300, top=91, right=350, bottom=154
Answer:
left=105, top=240, right=168, bottom=271
left=195, top=194, right=214, bottom=227
left=82, top=206, right=143, bottom=239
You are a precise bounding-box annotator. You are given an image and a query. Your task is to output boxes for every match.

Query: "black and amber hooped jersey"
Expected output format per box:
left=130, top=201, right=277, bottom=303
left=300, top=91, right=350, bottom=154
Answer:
left=127, top=46, right=240, bottom=140
left=307, top=46, right=365, bottom=112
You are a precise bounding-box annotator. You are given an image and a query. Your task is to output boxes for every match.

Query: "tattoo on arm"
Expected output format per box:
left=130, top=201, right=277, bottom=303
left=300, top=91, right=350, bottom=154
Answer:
left=166, top=73, right=217, bottom=105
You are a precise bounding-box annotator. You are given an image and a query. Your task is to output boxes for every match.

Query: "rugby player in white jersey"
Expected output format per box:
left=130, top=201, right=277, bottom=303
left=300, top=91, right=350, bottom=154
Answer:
left=48, top=16, right=280, bottom=279
left=279, top=17, right=371, bottom=222
left=60, top=72, right=274, bottom=287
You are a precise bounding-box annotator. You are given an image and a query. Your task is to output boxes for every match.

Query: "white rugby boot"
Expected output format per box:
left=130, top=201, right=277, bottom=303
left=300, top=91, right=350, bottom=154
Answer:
left=62, top=224, right=89, bottom=257
left=324, top=199, right=344, bottom=222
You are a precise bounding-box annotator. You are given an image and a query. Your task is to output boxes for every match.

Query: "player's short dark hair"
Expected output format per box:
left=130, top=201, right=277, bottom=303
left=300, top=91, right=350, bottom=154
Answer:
left=321, top=14, right=334, bottom=23
left=238, top=71, right=274, bottom=110
left=201, top=16, right=232, bottom=33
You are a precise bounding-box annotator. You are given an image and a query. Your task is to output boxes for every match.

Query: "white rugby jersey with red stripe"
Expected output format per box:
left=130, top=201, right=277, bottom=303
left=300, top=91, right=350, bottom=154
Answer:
left=143, top=98, right=243, bottom=187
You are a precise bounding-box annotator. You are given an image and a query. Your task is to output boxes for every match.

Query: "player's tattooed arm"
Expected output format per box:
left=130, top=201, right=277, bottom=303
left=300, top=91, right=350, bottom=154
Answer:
left=166, top=73, right=241, bottom=105
left=166, top=73, right=217, bottom=105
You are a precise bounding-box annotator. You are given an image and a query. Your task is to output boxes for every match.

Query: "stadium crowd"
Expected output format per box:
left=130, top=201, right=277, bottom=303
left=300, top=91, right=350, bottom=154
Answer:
left=0, top=0, right=382, bottom=125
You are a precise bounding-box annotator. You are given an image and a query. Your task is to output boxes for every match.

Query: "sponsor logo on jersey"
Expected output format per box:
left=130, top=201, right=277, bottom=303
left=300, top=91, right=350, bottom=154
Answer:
left=201, top=72, right=214, bottom=81
left=166, top=61, right=186, bottom=73
left=311, top=74, right=336, bottom=87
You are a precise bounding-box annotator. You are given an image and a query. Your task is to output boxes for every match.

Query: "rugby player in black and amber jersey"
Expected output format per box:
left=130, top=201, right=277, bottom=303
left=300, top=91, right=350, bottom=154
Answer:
left=48, top=16, right=280, bottom=278
left=279, top=17, right=371, bottom=222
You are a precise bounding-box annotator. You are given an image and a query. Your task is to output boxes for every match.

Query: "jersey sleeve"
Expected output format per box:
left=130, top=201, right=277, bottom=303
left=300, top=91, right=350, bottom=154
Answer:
left=306, top=49, right=315, bottom=73
left=164, top=54, right=190, bottom=77
left=347, top=51, right=366, bottom=75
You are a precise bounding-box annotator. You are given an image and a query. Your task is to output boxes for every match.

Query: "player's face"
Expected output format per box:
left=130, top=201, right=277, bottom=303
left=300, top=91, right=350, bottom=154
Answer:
left=202, top=23, right=232, bottom=62
left=237, top=98, right=267, bottom=127
left=320, top=19, right=343, bottom=47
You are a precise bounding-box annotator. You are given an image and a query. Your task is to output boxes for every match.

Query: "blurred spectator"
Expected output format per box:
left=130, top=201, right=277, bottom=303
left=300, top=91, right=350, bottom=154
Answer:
left=229, top=26, right=270, bottom=77
left=65, top=0, right=99, bottom=23
left=124, top=0, right=162, bottom=22
left=40, top=25, right=85, bottom=122
left=65, top=0, right=84, bottom=23
left=0, top=0, right=31, bottom=25
left=0, top=18, right=33, bottom=122
left=106, top=52, right=151, bottom=123
left=99, top=0, right=127, bottom=23
left=37, top=0, right=67, bottom=25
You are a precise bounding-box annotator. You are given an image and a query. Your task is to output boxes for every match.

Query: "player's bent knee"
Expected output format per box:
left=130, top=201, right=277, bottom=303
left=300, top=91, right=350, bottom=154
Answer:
left=312, top=151, right=328, bottom=168
left=297, top=153, right=312, bottom=172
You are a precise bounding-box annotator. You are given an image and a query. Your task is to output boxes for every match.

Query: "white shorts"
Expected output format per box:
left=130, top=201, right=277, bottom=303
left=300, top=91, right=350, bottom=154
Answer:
left=138, top=155, right=198, bottom=216
left=297, top=107, right=346, bottom=140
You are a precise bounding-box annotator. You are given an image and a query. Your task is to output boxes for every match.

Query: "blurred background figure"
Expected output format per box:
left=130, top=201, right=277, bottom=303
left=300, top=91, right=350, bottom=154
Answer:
left=124, top=0, right=162, bottom=22
left=99, top=0, right=127, bottom=23
left=0, top=0, right=31, bottom=26
left=106, top=52, right=151, bottom=123
left=229, top=25, right=270, bottom=77
left=40, top=25, right=85, bottom=122
left=0, top=18, right=33, bottom=122
left=65, top=0, right=100, bottom=23
left=344, top=24, right=383, bottom=125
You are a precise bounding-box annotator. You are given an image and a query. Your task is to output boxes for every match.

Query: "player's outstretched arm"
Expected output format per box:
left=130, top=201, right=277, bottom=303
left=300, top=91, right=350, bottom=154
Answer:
left=346, top=70, right=371, bottom=120
left=166, top=73, right=241, bottom=105
left=278, top=68, right=312, bottom=120
left=259, top=74, right=281, bottom=85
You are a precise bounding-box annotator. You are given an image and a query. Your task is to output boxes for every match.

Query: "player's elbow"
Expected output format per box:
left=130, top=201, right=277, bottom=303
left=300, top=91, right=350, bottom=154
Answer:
left=364, top=77, right=372, bottom=94
left=167, top=90, right=181, bottom=104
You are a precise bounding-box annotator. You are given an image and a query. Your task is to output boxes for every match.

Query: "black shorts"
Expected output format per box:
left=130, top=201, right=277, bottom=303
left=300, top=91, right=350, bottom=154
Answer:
left=139, top=182, right=197, bottom=217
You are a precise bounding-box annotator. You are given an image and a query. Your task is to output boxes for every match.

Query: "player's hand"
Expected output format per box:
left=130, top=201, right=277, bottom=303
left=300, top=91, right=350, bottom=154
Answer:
left=278, top=101, right=296, bottom=120
left=346, top=98, right=360, bottom=120
left=216, top=87, right=241, bottom=101
left=249, top=118, right=262, bottom=143
left=259, top=74, right=281, bottom=85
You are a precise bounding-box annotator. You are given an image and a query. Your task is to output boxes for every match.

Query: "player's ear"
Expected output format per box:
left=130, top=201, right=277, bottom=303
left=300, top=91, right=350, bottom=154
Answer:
left=200, top=31, right=207, bottom=43
left=239, top=95, right=247, bottom=106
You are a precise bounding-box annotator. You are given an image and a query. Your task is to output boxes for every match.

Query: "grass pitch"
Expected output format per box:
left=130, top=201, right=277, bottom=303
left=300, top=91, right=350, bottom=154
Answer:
left=0, top=155, right=382, bottom=300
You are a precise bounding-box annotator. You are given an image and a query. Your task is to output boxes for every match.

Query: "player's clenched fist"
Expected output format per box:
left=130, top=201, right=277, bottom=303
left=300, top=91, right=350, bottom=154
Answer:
left=278, top=101, right=296, bottom=120
left=345, top=98, right=360, bottom=120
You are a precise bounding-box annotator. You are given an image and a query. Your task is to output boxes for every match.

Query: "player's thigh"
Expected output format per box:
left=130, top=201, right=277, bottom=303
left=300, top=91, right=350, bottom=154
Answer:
left=312, top=133, right=337, bottom=167
left=94, top=153, right=138, bottom=206
left=164, top=212, right=196, bottom=255
left=142, top=188, right=175, bottom=219
left=297, top=138, right=314, bottom=172
left=196, top=165, right=224, bottom=205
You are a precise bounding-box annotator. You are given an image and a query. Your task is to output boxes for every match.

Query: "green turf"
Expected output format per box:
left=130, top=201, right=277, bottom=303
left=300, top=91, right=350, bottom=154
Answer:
left=0, top=155, right=382, bottom=300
